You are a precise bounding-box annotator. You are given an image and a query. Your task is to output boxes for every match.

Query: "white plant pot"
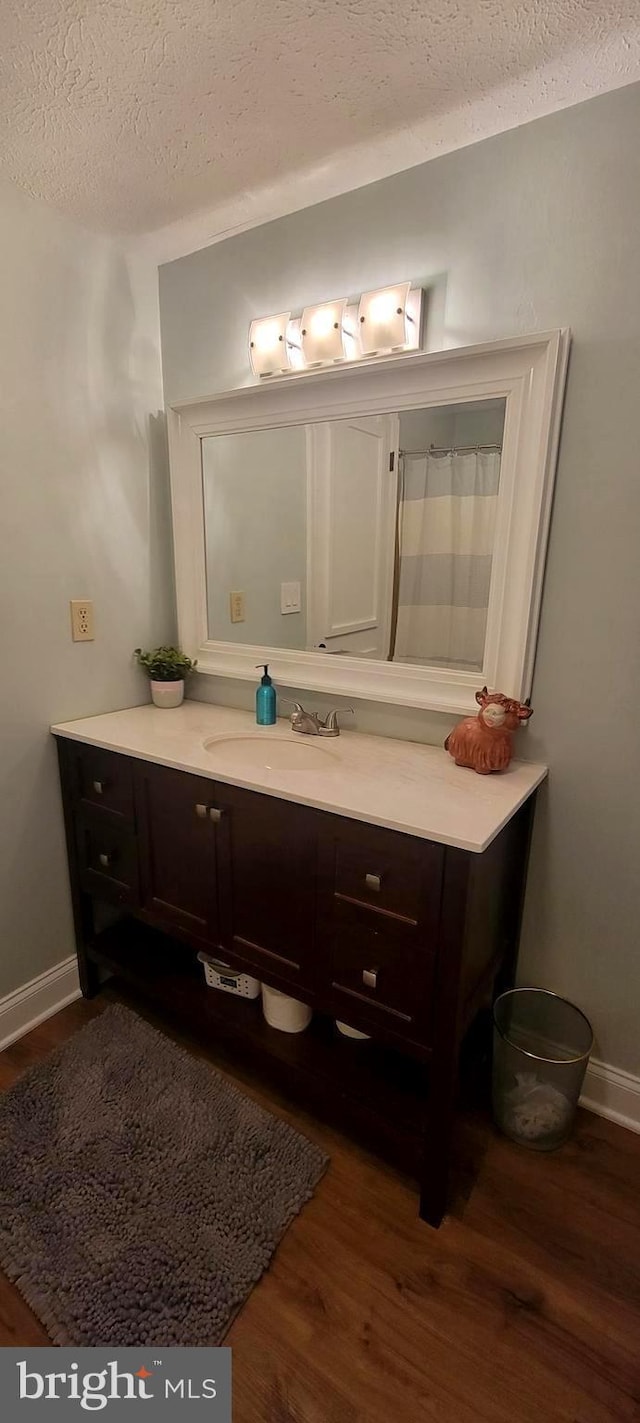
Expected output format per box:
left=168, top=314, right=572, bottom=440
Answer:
left=150, top=680, right=184, bottom=709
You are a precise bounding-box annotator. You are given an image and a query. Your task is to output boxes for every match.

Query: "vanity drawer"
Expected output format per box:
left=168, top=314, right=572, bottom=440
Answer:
left=68, top=744, right=134, bottom=822
left=75, top=809, right=139, bottom=906
left=326, top=818, right=443, bottom=925
left=325, top=900, right=436, bottom=1044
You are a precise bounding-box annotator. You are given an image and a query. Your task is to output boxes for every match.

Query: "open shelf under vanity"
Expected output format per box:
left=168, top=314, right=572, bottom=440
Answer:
left=87, top=917, right=431, bottom=1172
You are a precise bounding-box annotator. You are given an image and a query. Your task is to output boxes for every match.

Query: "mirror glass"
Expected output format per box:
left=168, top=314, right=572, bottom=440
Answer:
left=202, top=398, right=506, bottom=672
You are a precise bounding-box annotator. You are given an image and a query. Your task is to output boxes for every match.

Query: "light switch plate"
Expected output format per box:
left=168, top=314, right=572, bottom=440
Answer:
left=230, top=590, right=246, bottom=623
left=70, top=599, right=94, bottom=641
left=280, top=581, right=301, bottom=615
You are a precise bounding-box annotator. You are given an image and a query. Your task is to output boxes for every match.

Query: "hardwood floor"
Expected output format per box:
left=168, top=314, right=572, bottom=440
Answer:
left=1, top=992, right=639, bottom=1422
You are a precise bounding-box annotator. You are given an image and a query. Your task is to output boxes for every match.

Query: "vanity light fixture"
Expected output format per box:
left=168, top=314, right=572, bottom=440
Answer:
left=249, top=282, right=423, bottom=376
left=249, top=312, right=303, bottom=377
left=300, top=298, right=352, bottom=366
left=358, top=282, right=423, bottom=355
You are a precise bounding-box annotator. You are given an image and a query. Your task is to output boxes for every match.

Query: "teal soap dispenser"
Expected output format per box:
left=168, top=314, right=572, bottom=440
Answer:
left=255, top=664, right=277, bottom=725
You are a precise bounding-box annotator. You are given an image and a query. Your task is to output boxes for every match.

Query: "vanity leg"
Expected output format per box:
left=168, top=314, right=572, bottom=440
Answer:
left=68, top=883, right=101, bottom=999
left=56, top=739, right=101, bottom=999
left=77, top=942, right=101, bottom=999
left=419, top=1047, right=459, bottom=1227
left=420, top=804, right=538, bottom=1225
left=419, top=1173, right=448, bottom=1228
left=494, top=794, right=537, bottom=999
left=419, top=1124, right=453, bottom=1226
left=419, top=847, right=470, bottom=1226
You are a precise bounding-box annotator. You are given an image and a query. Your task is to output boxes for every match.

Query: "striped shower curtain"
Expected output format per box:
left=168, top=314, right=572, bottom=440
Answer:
left=394, top=449, right=500, bottom=670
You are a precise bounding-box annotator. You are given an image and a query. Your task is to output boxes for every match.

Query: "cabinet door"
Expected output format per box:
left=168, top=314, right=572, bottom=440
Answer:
left=135, top=762, right=221, bottom=943
left=214, top=783, right=318, bottom=993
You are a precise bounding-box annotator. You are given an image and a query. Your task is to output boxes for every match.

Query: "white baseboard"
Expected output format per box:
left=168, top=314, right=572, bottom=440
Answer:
left=0, top=957, right=81, bottom=1053
left=581, top=1058, right=640, bottom=1135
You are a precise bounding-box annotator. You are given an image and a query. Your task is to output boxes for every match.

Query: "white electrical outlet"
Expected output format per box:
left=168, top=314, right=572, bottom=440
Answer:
left=70, top=599, right=94, bottom=642
left=229, top=590, right=246, bottom=623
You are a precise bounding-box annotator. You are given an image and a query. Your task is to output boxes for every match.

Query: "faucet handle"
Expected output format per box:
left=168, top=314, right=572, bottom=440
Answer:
left=321, top=707, right=354, bottom=734
left=285, top=700, right=322, bottom=733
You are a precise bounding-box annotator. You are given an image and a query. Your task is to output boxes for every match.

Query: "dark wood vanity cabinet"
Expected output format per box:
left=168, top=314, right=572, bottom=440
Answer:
left=213, top=782, right=319, bottom=993
left=136, top=761, right=222, bottom=943
left=56, top=737, right=535, bottom=1227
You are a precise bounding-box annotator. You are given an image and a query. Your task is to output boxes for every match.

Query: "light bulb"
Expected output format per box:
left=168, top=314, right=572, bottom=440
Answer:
left=248, top=312, right=293, bottom=375
left=309, top=308, right=335, bottom=338
left=254, top=320, right=281, bottom=351
left=368, top=292, right=399, bottom=324
left=301, top=299, right=349, bottom=364
left=357, top=282, right=420, bottom=354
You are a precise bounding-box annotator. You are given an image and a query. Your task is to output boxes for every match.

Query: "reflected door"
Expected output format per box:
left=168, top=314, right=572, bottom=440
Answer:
left=307, top=415, right=399, bottom=659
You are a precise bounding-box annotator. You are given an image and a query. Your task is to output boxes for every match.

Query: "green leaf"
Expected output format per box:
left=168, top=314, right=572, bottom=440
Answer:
left=133, top=646, right=197, bottom=682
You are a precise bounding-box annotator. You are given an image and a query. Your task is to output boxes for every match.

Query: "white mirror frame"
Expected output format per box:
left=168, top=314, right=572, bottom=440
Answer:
left=168, top=330, right=569, bottom=715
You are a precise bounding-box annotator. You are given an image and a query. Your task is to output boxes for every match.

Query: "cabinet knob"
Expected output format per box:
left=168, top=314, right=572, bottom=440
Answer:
left=98, top=852, right=111, bottom=868
left=93, top=780, right=104, bottom=796
left=365, top=873, right=382, bottom=893
left=362, top=967, right=378, bottom=989
left=195, top=803, right=224, bottom=822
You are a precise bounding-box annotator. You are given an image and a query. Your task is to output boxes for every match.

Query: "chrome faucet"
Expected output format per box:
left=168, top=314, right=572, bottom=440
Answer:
left=321, top=708, right=354, bottom=736
left=289, top=703, right=323, bottom=736
left=288, top=702, right=354, bottom=737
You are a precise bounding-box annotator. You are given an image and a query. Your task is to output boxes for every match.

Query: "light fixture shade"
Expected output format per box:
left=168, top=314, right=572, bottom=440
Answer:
left=249, top=312, right=293, bottom=376
left=300, top=298, right=349, bottom=365
left=358, top=283, right=422, bottom=355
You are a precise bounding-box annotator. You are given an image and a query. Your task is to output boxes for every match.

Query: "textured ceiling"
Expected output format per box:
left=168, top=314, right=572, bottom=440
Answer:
left=1, top=0, right=640, bottom=238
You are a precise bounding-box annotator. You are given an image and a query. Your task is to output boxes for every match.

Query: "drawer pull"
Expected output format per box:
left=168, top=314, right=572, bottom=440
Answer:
left=195, top=804, right=224, bottom=823
left=362, top=967, right=378, bottom=989
left=93, top=780, right=104, bottom=796
left=365, top=873, right=382, bottom=892
left=98, top=852, right=112, bottom=868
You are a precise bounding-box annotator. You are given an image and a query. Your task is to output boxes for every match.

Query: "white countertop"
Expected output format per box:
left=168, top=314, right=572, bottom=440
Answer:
left=51, top=701, right=547, bottom=854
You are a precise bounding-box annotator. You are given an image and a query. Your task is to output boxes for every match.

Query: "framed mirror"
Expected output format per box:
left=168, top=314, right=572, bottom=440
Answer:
left=168, top=332, right=569, bottom=713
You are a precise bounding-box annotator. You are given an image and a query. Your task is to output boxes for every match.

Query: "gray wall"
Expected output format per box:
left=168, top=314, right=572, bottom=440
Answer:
left=159, top=84, right=640, bottom=1077
left=399, top=407, right=456, bottom=452
left=0, top=179, right=174, bottom=1000
left=398, top=401, right=505, bottom=452
left=203, top=426, right=307, bottom=648
left=452, top=404, right=505, bottom=447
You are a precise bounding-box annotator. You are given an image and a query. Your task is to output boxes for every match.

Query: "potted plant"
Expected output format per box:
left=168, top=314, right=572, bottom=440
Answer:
left=134, top=646, right=197, bottom=708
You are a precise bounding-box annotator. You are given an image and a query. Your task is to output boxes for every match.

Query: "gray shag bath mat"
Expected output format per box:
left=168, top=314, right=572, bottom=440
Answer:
left=0, top=1003, right=327, bottom=1346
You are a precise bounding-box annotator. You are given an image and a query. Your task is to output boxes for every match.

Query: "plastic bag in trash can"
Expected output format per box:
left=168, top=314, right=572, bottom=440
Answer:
left=503, top=1072, right=573, bottom=1144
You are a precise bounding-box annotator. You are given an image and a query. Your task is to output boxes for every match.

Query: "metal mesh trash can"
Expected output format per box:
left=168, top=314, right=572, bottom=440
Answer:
left=492, top=988, right=593, bottom=1150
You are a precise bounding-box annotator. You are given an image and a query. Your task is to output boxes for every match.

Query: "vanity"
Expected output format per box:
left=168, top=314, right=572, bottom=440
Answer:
left=53, top=702, right=546, bottom=1226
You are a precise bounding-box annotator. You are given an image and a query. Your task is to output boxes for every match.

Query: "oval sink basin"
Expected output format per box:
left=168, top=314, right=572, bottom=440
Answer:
left=203, top=733, right=339, bottom=773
